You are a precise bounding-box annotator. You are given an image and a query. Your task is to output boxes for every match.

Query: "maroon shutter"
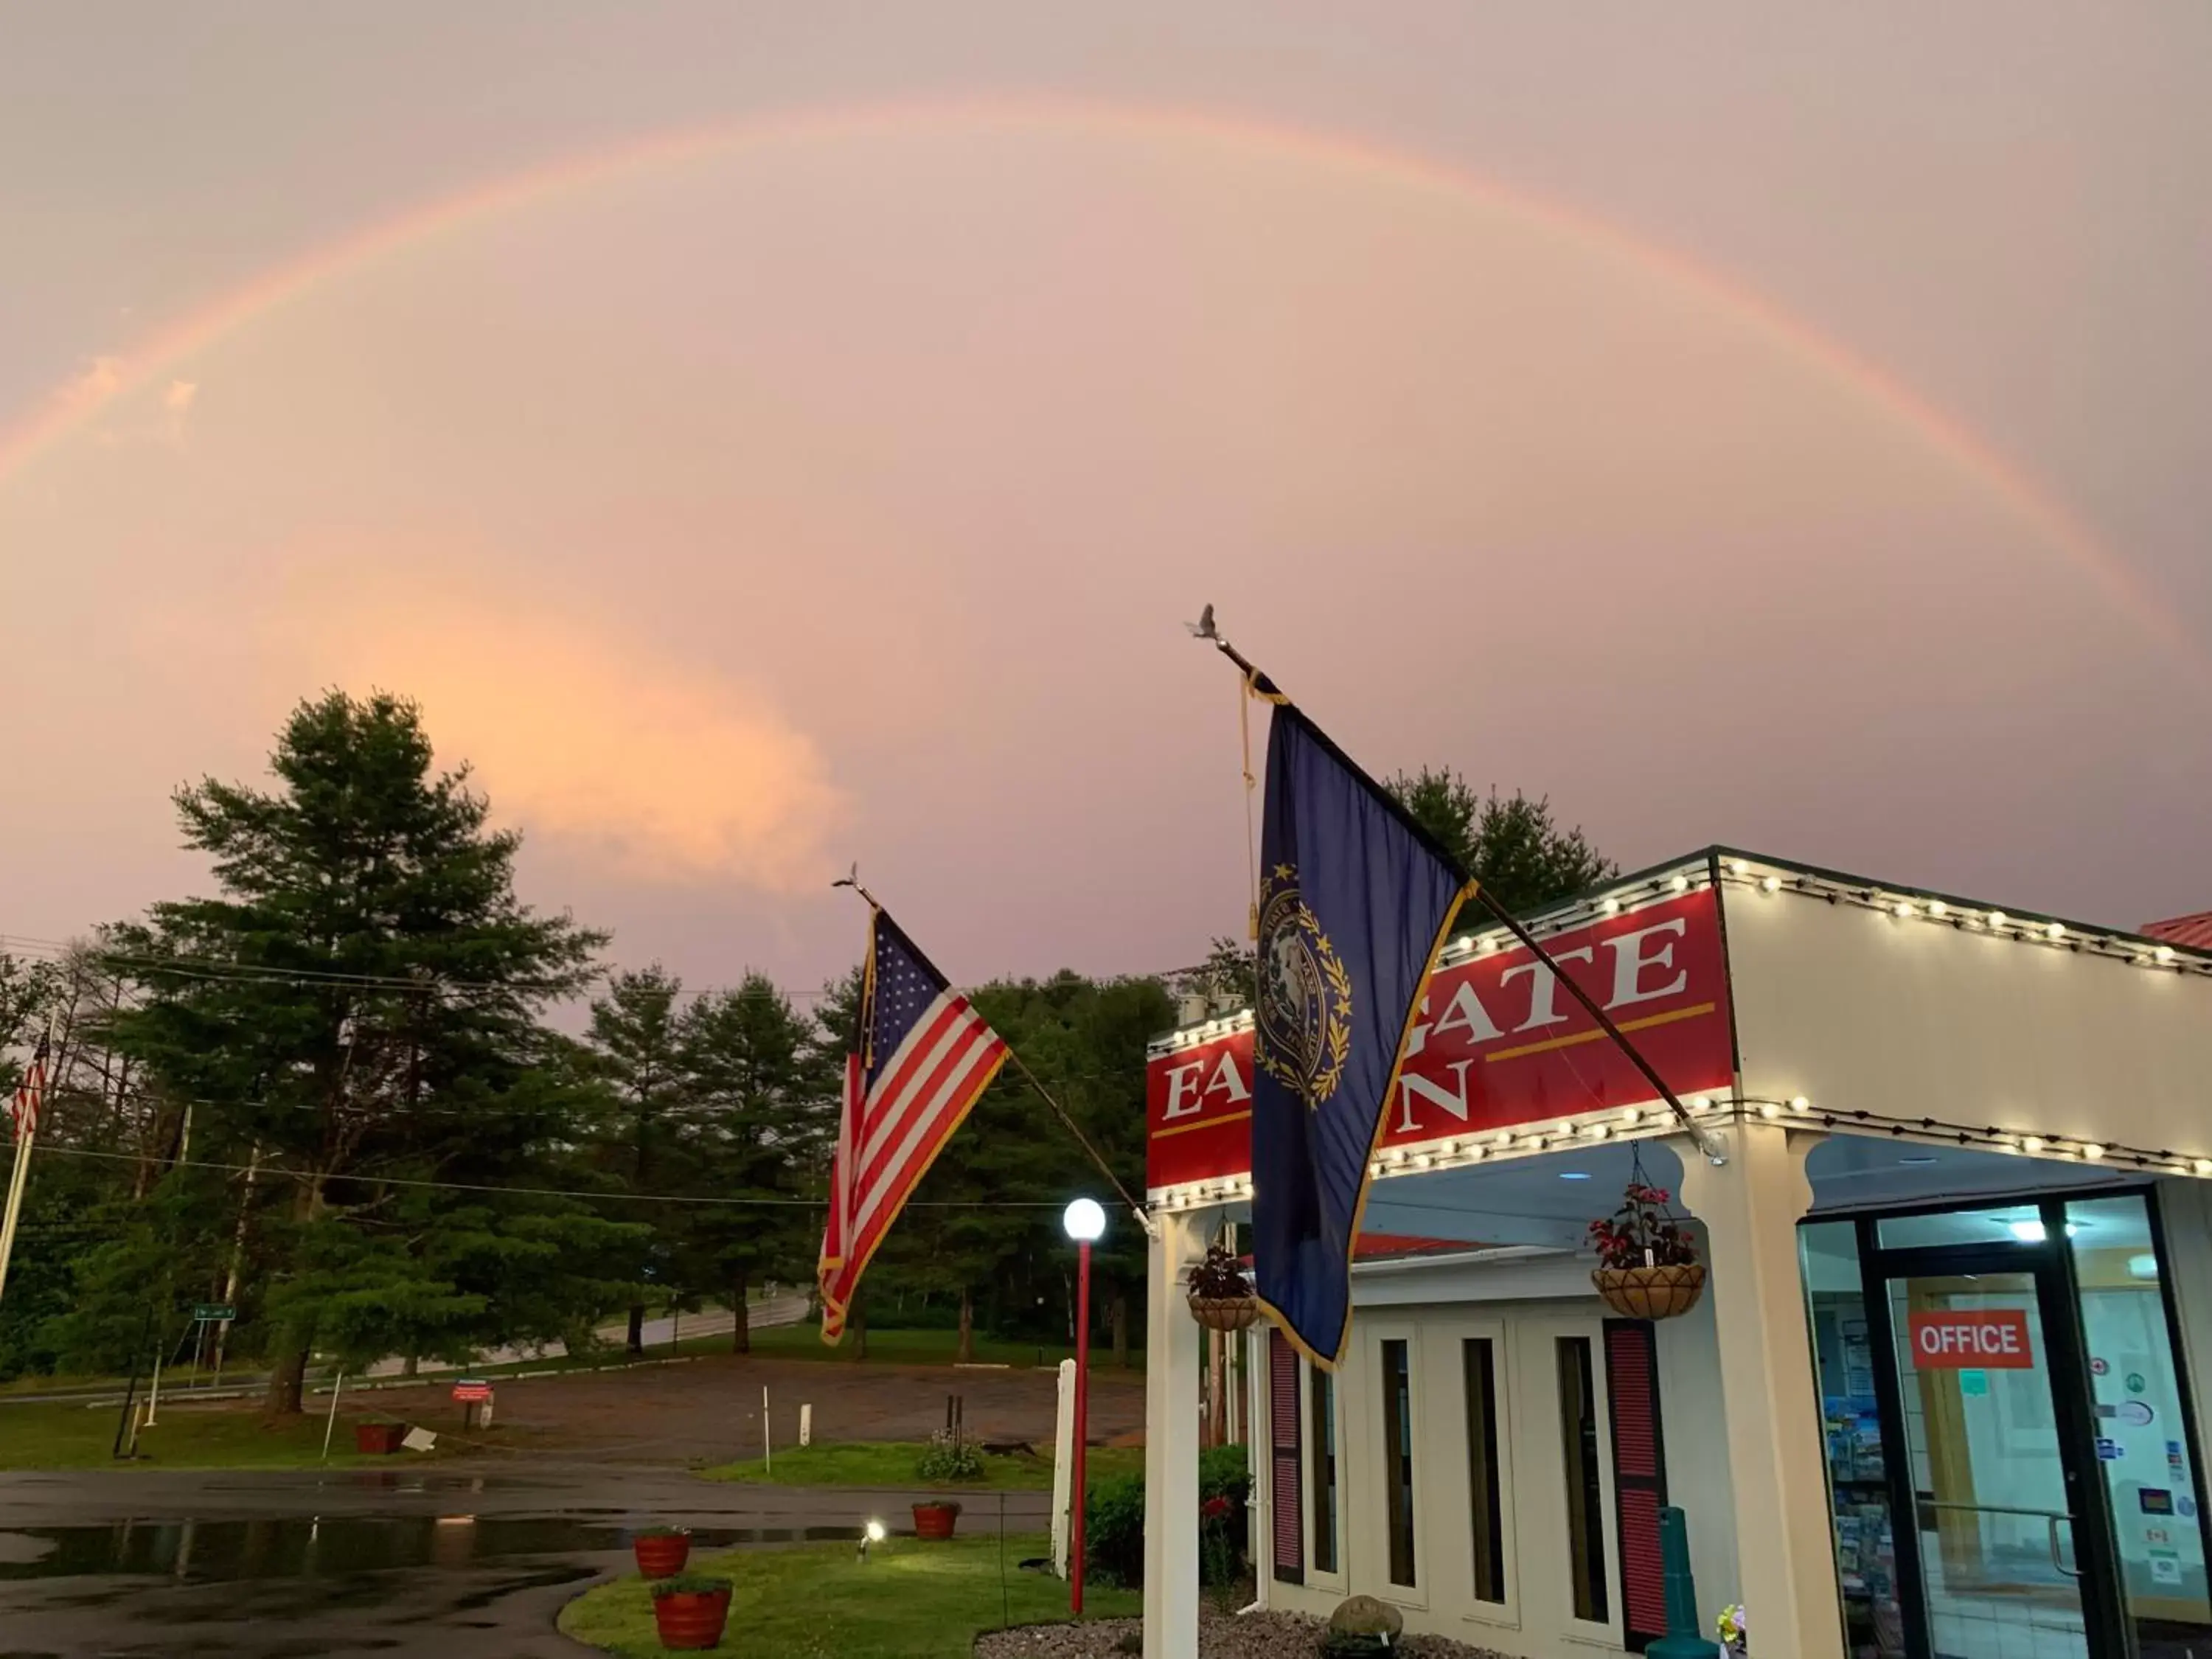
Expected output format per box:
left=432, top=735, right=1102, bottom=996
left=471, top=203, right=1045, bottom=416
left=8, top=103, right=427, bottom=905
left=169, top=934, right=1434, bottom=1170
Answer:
left=1270, top=1328, right=1304, bottom=1582
left=1604, top=1320, right=1669, bottom=1651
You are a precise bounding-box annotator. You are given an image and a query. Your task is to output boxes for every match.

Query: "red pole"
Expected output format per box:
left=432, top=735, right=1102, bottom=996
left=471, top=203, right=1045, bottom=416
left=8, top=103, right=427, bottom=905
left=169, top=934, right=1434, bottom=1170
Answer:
left=1071, top=1238, right=1092, bottom=1615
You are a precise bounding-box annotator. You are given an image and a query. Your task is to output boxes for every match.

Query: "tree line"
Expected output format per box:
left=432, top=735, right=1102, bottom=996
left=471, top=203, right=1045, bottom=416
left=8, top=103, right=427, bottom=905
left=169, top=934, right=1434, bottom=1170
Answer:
left=0, top=692, right=1611, bottom=1411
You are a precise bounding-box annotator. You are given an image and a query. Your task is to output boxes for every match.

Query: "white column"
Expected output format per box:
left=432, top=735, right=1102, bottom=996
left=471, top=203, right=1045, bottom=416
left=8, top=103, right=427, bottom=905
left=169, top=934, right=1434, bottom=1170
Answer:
left=1673, top=1121, right=1842, bottom=1659
left=1245, top=1324, right=1271, bottom=1609
left=1144, top=1206, right=1205, bottom=1659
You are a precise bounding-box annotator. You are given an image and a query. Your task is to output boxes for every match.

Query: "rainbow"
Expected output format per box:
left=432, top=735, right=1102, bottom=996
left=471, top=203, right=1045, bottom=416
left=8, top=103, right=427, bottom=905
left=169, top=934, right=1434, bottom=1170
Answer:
left=2, top=97, right=2196, bottom=681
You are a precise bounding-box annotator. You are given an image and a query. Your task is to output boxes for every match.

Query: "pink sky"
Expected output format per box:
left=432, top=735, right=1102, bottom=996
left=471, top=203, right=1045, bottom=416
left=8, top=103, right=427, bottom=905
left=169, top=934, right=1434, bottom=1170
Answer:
left=2, top=5, right=2208, bottom=998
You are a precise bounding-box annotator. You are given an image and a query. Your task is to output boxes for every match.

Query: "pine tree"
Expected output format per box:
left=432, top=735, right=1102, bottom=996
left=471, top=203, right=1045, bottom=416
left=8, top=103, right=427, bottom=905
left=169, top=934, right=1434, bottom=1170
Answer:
left=101, top=691, right=622, bottom=1413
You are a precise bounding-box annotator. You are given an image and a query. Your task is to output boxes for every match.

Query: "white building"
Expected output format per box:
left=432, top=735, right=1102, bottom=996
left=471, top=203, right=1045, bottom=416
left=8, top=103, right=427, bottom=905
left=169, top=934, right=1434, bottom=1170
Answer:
left=1141, top=849, right=2212, bottom=1659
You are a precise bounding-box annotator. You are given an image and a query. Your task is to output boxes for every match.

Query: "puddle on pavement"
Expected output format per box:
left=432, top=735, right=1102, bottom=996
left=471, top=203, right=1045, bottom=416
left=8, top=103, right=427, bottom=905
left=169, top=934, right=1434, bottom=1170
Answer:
left=0, top=1517, right=865, bottom=1582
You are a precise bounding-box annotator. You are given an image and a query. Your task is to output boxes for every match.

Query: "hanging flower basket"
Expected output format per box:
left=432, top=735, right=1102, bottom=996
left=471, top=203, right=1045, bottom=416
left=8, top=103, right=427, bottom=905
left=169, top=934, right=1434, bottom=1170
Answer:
left=1593, top=1263, right=1708, bottom=1320
left=1587, top=1166, right=1705, bottom=1321
left=1186, top=1242, right=1261, bottom=1332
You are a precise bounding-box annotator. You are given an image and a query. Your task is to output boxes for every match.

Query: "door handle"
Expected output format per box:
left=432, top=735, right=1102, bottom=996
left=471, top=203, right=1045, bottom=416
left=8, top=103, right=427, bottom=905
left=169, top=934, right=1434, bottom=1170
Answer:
left=2048, top=1514, right=2081, bottom=1579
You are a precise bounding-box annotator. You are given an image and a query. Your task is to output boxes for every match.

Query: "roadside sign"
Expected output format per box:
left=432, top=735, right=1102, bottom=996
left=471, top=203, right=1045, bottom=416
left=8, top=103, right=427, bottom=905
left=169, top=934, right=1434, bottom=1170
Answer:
left=451, top=1379, right=493, bottom=1402
left=192, top=1304, right=236, bottom=1323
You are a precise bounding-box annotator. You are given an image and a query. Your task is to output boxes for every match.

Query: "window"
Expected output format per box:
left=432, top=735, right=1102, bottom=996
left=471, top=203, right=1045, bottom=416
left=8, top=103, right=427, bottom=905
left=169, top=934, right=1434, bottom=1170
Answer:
left=1310, top=1366, right=1340, bottom=1575
left=1558, top=1335, right=1610, bottom=1623
left=1382, top=1337, right=1418, bottom=1587
left=1268, top=1329, right=1303, bottom=1583
left=1464, top=1338, right=1506, bottom=1603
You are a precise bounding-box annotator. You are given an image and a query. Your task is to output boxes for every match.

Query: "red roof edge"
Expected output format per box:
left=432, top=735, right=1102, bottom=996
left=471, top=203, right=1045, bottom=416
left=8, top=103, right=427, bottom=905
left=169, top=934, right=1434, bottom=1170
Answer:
left=2144, top=913, right=2212, bottom=950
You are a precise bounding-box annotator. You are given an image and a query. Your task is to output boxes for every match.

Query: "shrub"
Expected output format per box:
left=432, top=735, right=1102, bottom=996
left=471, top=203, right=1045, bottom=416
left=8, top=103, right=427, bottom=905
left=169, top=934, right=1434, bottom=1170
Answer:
left=916, top=1427, right=987, bottom=1483
left=1084, top=1443, right=1251, bottom=1590
left=636, top=1525, right=689, bottom=1539
left=649, top=1573, right=731, bottom=1599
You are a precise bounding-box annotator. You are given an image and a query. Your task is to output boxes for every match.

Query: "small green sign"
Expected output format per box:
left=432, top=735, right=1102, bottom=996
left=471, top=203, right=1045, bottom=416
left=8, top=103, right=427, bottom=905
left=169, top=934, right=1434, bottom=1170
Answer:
left=191, top=1304, right=236, bottom=1323
left=2128, top=1372, right=2149, bottom=1394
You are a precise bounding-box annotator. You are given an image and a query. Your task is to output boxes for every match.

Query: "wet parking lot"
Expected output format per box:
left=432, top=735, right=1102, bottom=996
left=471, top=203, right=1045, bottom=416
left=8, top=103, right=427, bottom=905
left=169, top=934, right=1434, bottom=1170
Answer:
left=0, top=1466, right=1037, bottom=1658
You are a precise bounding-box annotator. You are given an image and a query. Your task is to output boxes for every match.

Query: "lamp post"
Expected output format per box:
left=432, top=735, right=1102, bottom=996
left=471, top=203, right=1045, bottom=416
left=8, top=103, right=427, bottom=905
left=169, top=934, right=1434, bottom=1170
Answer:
left=1062, top=1196, right=1106, bottom=1615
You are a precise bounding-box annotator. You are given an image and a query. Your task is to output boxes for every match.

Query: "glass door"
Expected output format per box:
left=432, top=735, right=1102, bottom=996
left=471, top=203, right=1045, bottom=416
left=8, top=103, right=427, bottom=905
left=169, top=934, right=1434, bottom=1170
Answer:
left=1873, top=1250, right=2127, bottom=1659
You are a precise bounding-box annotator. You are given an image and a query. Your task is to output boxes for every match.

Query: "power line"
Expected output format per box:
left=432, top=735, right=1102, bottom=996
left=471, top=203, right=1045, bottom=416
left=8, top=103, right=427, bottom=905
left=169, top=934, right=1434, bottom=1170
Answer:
left=36, top=1144, right=1081, bottom=1210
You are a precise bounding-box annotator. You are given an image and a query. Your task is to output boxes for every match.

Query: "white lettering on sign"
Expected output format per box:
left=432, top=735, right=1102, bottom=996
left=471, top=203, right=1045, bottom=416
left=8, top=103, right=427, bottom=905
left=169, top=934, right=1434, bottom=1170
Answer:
left=1396, top=1061, right=1475, bottom=1133
left=1603, top=920, right=1691, bottom=1009
left=1500, top=947, right=1594, bottom=1032
left=1162, top=1049, right=1251, bottom=1121
left=1908, top=1310, right=2035, bottom=1368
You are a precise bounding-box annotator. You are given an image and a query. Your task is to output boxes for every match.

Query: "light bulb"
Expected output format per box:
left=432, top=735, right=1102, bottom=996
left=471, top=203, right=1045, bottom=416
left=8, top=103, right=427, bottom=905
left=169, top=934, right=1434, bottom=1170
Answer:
left=2194, top=1158, right=2211, bottom=1177
left=2045, top=922, right=2067, bottom=942
left=2023, top=1135, right=2045, bottom=1154
left=2155, top=945, right=2176, bottom=965
left=2080, top=1142, right=2105, bottom=1161
left=1759, top=1101, right=1782, bottom=1119
left=1760, top=875, right=1781, bottom=894
left=1893, top=901, right=1916, bottom=919
left=1728, top=858, right=1750, bottom=877
left=1587, top=1123, right=1610, bottom=1140
left=1621, top=1107, right=1641, bottom=1125
left=1600, top=897, right=1621, bottom=916
left=1927, top=900, right=1948, bottom=919
left=1670, top=874, right=1691, bottom=894
left=1989, top=911, right=2010, bottom=929
left=1790, top=1096, right=1812, bottom=1113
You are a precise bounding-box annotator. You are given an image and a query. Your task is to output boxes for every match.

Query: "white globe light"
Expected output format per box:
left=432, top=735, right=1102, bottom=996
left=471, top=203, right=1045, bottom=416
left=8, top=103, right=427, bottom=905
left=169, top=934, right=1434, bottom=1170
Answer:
left=865, top=1519, right=887, bottom=1543
left=1063, top=1197, right=1107, bottom=1242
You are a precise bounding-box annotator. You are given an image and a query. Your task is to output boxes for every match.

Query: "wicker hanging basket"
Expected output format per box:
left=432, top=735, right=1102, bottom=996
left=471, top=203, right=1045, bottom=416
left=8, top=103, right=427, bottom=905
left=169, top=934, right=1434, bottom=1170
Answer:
left=1188, top=1293, right=1262, bottom=1332
left=1592, top=1263, right=1708, bottom=1321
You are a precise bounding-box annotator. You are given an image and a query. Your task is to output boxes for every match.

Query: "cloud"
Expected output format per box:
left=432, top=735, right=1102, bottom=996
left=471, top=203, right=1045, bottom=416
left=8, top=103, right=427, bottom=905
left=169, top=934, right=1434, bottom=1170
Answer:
left=273, top=582, right=850, bottom=891
left=63, top=355, right=125, bottom=412
left=162, top=380, right=198, bottom=414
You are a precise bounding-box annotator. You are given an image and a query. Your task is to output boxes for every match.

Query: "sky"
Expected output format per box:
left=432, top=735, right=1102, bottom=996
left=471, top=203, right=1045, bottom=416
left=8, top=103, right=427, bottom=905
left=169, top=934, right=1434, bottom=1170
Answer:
left=2, top=3, right=2209, bottom=1001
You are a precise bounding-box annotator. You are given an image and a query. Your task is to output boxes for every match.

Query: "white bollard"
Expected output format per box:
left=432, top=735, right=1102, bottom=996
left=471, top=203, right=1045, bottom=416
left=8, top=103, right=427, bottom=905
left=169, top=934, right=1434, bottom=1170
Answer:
left=799, top=1402, right=812, bottom=1447
left=1050, top=1358, right=1077, bottom=1579
left=763, top=1385, right=771, bottom=1473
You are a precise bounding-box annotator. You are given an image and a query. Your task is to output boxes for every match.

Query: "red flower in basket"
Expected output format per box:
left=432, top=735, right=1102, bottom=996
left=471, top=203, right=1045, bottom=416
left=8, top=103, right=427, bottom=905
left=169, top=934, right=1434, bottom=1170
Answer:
left=1201, top=1496, right=1232, bottom=1522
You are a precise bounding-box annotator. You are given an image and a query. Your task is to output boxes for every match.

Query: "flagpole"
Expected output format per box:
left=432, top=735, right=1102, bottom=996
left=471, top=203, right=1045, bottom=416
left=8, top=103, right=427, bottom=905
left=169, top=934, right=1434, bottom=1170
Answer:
left=1190, top=610, right=1725, bottom=1166
left=830, top=873, right=1155, bottom=1233
left=0, top=1114, right=34, bottom=1308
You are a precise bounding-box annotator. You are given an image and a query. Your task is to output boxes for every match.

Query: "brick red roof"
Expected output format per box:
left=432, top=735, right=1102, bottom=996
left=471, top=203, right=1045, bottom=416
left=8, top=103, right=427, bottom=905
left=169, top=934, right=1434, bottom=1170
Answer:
left=2144, top=913, right=2212, bottom=950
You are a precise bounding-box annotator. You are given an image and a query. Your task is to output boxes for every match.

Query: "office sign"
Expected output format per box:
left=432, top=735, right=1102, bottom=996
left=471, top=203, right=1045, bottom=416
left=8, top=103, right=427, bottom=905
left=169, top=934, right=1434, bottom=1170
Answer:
left=1909, top=1309, right=2034, bottom=1369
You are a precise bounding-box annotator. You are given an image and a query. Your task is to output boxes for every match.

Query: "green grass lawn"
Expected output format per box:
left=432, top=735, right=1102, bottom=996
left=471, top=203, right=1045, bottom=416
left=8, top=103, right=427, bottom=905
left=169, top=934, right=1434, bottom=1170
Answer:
left=0, top=1399, right=493, bottom=1471
left=700, top=1439, right=1145, bottom=1489
left=558, top=1533, right=1138, bottom=1659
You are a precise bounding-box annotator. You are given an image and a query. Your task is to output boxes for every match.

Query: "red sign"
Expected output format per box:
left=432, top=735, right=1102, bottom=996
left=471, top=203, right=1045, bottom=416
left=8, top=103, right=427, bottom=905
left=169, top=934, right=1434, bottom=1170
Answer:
left=1908, top=1310, right=2034, bottom=1369
left=451, top=1381, right=493, bottom=1402
left=1147, top=889, right=1733, bottom=1191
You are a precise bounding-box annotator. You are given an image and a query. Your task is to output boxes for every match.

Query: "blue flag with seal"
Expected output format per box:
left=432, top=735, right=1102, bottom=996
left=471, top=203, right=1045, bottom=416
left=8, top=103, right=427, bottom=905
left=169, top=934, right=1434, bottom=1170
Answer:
left=1250, top=700, right=1478, bottom=1367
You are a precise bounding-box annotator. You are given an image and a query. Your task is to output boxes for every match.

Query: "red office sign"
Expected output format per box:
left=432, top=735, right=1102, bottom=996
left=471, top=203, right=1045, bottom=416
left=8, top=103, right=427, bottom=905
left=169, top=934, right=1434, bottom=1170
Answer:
left=1909, top=1310, right=2034, bottom=1369
left=1147, top=888, right=1734, bottom=1192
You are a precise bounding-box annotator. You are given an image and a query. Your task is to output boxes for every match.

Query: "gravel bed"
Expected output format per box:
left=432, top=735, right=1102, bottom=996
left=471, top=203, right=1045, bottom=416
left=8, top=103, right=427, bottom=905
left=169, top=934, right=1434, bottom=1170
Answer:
left=976, top=1609, right=1510, bottom=1659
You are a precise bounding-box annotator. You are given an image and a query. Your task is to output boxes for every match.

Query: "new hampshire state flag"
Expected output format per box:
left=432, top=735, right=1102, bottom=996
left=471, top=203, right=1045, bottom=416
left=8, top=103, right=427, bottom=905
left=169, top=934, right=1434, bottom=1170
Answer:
left=1250, top=700, right=1478, bottom=1367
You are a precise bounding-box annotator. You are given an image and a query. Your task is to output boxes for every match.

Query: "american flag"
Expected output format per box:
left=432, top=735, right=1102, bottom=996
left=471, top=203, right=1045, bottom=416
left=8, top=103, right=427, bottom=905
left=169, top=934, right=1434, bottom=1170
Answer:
left=818, top=908, right=1006, bottom=1342
left=10, top=1032, right=49, bottom=1144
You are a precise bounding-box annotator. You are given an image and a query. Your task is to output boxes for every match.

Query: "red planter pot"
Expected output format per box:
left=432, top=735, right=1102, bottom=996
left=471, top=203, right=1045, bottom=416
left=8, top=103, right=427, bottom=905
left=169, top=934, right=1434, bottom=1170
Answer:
left=352, top=1423, right=406, bottom=1455
left=633, top=1532, right=691, bottom=1578
left=652, top=1587, right=731, bottom=1650
left=912, top=1503, right=960, bottom=1540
